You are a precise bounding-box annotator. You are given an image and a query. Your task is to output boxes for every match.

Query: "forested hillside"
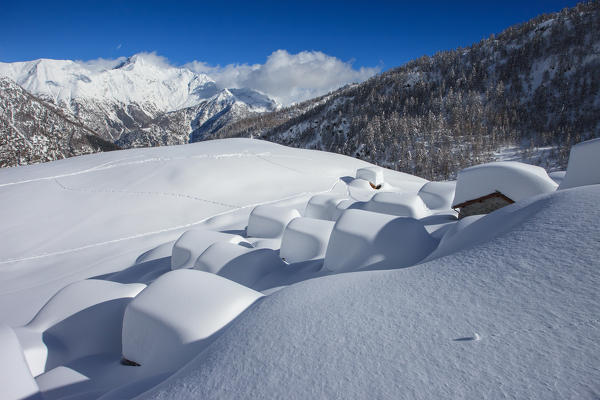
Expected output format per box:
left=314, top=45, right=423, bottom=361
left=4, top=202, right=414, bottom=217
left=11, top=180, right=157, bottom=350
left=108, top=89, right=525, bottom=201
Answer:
left=214, top=2, right=600, bottom=179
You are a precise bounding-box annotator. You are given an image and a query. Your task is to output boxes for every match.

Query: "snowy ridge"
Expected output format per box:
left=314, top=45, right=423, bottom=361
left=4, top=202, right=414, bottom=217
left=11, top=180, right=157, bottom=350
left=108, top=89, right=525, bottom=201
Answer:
left=0, top=55, right=217, bottom=112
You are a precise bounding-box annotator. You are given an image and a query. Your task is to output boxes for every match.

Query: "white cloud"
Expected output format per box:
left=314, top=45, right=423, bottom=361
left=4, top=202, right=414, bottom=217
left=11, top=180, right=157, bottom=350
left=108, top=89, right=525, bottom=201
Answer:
left=76, top=52, right=173, bottom=72
left=116, top=44, right=122, bottom=50
left=130, top=52, right=174, bottom=69
left=77, top=56, right=128, bottom=72
left=185, top=50, right=380, bottom=105
left=77, top=50, right=380, bottom=105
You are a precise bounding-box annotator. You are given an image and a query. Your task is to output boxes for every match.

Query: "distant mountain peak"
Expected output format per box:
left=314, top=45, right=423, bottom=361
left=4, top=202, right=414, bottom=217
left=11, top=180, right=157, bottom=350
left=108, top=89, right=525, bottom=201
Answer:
left=0, top=55, right=280, bottom=165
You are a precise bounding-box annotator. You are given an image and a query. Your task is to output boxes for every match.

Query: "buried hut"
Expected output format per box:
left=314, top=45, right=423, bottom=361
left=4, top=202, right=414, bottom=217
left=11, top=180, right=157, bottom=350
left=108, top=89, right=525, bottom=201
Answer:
left=451, top=161, right=558, bottom=219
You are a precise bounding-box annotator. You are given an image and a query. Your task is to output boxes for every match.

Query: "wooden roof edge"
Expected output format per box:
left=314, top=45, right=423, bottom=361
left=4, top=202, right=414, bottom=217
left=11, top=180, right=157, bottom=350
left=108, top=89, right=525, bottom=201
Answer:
left=452, top=190, right=515, bottom=210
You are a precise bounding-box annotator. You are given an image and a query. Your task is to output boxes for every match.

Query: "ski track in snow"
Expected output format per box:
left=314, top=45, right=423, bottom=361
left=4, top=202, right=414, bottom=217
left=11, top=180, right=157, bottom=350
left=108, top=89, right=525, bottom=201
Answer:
left=0, top=151, right=303, bottom=189
left=255, top=153, right=307, bottom=174
left=0, top=177, right=342, bottom=266
left=53, top=178, right=240, bottom=208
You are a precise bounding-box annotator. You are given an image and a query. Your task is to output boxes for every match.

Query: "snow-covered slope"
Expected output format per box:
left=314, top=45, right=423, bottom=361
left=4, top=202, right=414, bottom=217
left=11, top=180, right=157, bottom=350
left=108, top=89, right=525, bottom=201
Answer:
left=0, top=139, right=420, bottom=326
left=0, top=139, right=597, bottom=399
left=143, top=186, right=600, bottom=400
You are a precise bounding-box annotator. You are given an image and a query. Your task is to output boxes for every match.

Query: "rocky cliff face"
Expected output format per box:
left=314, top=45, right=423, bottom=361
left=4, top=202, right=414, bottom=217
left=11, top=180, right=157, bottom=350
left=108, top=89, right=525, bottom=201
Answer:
left=0, top=77, right=118, bottom=167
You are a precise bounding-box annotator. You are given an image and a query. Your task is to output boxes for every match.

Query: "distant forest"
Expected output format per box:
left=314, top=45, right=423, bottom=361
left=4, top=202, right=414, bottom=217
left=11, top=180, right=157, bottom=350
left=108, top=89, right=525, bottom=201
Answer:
left=212, top=2, right=600, bottom=180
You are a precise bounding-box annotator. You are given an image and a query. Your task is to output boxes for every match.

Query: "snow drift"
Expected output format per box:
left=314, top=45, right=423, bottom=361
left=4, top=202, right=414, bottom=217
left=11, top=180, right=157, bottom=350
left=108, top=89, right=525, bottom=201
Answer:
left=141, top=185, right=600, bottom=400
left=323, top=209, right=437, bottom=272
left=122, top=270, right=263, bottom=375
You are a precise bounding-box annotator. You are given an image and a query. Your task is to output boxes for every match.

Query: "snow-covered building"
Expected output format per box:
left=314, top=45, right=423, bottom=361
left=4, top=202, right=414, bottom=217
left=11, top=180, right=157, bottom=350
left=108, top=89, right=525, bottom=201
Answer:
left=452, top=161, right=557, bottom=218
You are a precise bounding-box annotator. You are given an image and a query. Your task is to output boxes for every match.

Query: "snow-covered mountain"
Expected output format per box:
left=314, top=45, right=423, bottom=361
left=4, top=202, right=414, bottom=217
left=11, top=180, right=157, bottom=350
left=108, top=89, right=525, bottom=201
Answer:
left=0, top=55, right=279, bottom=166
left=0, top=138, right=598, bottom=399
left=0, top=55, right=216, bottom=111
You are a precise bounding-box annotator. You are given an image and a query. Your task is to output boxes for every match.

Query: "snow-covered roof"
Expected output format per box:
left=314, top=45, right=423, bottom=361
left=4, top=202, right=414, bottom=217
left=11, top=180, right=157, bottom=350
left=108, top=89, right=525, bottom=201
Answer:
left=559, top=137, right=600, bottom=190
left=452, top=161, right=557, bottom=207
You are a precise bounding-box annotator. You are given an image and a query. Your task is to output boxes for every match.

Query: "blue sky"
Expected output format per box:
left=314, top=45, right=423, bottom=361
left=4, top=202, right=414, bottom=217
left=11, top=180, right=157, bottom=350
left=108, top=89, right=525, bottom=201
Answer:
left=1, top=0, right=581, bottom=104
left=2, top=0, right=579, bottom=68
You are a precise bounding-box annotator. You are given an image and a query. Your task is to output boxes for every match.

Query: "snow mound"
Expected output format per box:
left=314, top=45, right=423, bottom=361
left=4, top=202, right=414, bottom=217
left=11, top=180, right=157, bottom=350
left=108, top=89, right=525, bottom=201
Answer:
left=347, top=178, right=378, bottom=201
left=452, top=161, right=557, bottom=206
left=323, top=209, right=437, bottom=272
left=246, top=205, right=301, bottom=238
left=425, top=215, right=485, bottom=261
left=121, top=270, right=263, bottom=374
left=332, top=199, right=356, bottom=221
left=194, top=242, right=285, bottom=287
left=420, top=212, right=459, bottom=239
left=356, top=166, right=384, bottom=186
left=425, top=192, right=550, bottom=262
left=418, top=181, right=456, bottom=210
left=559, top=138, right=600, bottom=189
left=304, top=194, right=347, bottom=221
left=280, top=217, right=336, bottom=263
left=15, top=280, right=144, bottom=377
left=171, top=229, right=249, bottom=270
left=360, top=192, right=430, bottom=219
left=135, top=242, right=174, bottom=264
left=548, top=171, right=566, bottom=186
left=0, top=325, right=42, bottom=400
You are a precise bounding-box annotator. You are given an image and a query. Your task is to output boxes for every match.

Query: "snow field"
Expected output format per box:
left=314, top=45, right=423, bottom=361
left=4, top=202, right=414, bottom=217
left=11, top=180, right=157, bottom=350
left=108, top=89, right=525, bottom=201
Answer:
left=142, top=185, right=600, bottom=400
left=2, top=139, right=598, bottom=399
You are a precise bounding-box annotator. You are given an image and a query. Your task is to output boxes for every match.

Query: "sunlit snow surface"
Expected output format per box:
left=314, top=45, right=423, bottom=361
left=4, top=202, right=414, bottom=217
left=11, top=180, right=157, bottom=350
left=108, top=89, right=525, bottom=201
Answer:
left=0, top=138, right=598, bottom=399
